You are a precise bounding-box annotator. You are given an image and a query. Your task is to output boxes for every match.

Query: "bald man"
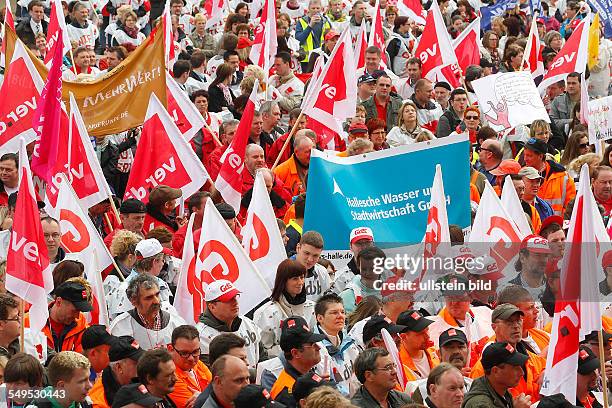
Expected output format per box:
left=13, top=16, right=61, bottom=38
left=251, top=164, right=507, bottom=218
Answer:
left=475, top=139, right=503, bottom=186
left=274, top=136, right=314, bottom=196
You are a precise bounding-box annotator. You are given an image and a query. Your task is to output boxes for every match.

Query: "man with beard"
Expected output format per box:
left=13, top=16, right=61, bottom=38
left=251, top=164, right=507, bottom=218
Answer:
left=396, top=310, right=439, bottom=383
left=110, top=274, right=186, bottom=350
left=138, top=349, right=178, bottom=408
left=469, top=304, right=545, bottom=403
left=407, top=329, right=473, bottom=403
left=274, top=135, right=314, bottom=197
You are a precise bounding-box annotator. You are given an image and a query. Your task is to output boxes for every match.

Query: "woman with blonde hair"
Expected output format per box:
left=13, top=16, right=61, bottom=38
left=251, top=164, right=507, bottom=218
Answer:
left=111, top=8, right=146, bottom=48
left=415, top=129, right=435, bottom=143
left=106, top=230, right=142, bottom=294
left=386, top=101, right=422, bottom=147
left=568, top=152, right=601, bottom=181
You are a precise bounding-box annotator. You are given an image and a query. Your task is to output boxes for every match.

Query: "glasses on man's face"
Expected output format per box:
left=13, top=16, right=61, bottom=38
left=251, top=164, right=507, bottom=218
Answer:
left=465, top=116, right=479, bottom=120
left=476, top=146, right=491, bottom=153
left=173, top=348, right=201, bottom=359
left=2, top=314, right=20, bottom=322
left=373, top=363, right=397, bottom=373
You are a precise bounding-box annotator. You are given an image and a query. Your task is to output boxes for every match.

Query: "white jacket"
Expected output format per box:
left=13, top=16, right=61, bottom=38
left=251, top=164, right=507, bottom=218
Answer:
left=305, top=263, right=332, bottom=302
left=110, top=310, right=186, bottom=349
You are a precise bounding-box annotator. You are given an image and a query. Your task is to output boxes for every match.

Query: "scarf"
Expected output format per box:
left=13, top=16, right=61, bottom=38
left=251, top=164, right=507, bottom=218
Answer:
left=123, top=25, right=140, bottom=39
left=277, top=292, right=306, bottom=318
left=218, top=83, right=233, bottom=106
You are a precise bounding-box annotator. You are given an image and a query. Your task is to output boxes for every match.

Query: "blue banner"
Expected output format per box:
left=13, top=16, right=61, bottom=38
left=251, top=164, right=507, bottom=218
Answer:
left=588, top=0, right=612, bottom=38
left=304, top=135, right=472, bottom=254
left=481, top=0, right=518, bottom=30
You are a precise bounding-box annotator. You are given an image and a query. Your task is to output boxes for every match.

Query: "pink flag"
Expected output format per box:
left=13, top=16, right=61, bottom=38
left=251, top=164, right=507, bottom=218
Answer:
left=31, top=28, right=64, bottom=184
left=397, top=0, right=426, bottom=25
left=538, top=15, right=591, bottom=91
left=44, top=0, right=72, bottom=66
left=124, top=94, right=209, bottom=203
left=166, top=71, right=206, bottom=141
left=249, top=0, right=277, bottom=75
left=215, top=81, right=259, bottom=212
left=353, top=20, right=368, bottom=70
left=367, top=0, right=388, bottom=66
left=413, top=1, right=457, bottom=80
left=242, top=171, right=285, bottom=289
left=6, top=139, right=53, bottom=333
left=0, top=40, right=45, bottom=152
left=523, top=16, right=545, bottom=78
left=302, top=28, right=357, bottom=150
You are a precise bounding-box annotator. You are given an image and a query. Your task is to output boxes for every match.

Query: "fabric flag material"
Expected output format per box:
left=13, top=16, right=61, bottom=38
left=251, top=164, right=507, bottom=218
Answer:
left=0, top=4, right=15, bottom=57
left=6, top=139, right=53, bottom=333
left=249, top=0, right=277, bottom=75
left=44, top=0, right=72, bottom=66
left=353, top=20, right=368, bottom=70
left=205, top=0, right=226, bottom=29
left=242, top=170, right=286, bottom=289
left=541, top=164, right=605, bottom=400
left=215, top=80, right=259, bottom=212
left=301, top=28, right=357, bottom=150
left=452, top=17, right=481, bottom=73
left=0, top=40, right=45, bottom=152
left=529, top=0, right=542, bottom=14
left=367, top=0, right=388, bottom=66
left=162, top=1, right=178, bottom=70
left=523, top=15, right=545, bottom=78
left=45, top=94, right=110, bottom=209
left=124, top=93, right=209, bottom=203
left=195, top=199, right=271, bottom=313
left=538, top=15, right=591, bottom=91
left=587, top=0, right=612, bottom=38
left=579, top=72, right=589, bottom=125
left=31, top=28, right=64, bottom=184
left=166, top=72, right=205, bottom=141
left=413, top=1, right=457, bottom=80
left=382, top=328, right=407, bottom=388
left=587, top=13, right=600, bottom=70
left=397, top=0, right=426, bottom=25
left=84, top=250, right=110, bottom=327
left=500, top=175, right=532, bottom=236
left=173, top=213, right=198, bottom=324
left=481, top=0, right=517, bottom=30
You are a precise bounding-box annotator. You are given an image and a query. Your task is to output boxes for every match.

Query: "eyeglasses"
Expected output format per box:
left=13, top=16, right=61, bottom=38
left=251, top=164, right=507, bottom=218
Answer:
left=373, top=363, right=397, bottom=372
left=579, top=143, right=590, bottom=148
left=465, top=116, right=480, bottom=120
left=476, top=146, right=492, bottom=153
left=173, top=348, right=201, bottom=358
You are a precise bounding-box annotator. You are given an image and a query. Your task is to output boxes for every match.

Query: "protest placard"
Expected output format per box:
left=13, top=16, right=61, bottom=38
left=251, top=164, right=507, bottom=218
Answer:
left=587, top=96, right=612, bottom=144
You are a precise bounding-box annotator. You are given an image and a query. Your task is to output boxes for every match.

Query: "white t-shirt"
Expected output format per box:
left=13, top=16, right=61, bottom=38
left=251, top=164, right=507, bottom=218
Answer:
left=412, top=351, right=431, bottom=378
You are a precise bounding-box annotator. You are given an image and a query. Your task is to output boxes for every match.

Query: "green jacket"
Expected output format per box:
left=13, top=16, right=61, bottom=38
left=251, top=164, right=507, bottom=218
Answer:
left=462, top=376, right=514, bottom=408
left=361, top=94, right=403, bottom=132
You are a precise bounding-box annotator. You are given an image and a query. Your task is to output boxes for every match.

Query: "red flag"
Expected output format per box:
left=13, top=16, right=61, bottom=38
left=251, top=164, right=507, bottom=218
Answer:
left=367, top=0, right=388, bottom=66
left=453, top=17, right=481, bottom=73
left=204, top=0, right=226, bottom=29
left=162, top=3, right=178, bottom=70
left=6, top=139, right=53, bottom=333
left=124, top=94, right=210, bottom=203
left=302, top=28, right=357, bottom=150
left=44, top=0, right=71, bottom=67
left=249, top=0, right=277, bottom=75
left=215, top=81, right=259, bottom=212
left=353, top=20, right=368, bottom=70
left=31, top=28, right=64, bottom=184
left=45, top=94, right=110, bottom=209
left=538, top=15, right=591, bottom=91
left=397, top=0, right=426, bottom=25
left=0, top=40, right=45, bottom=152
left=414, top=1, right=457, bottom=80
left=166, top=71, right=206, bottom=141
left=173, top=213, right=199, bottom=324
left=523, top=16, right=545, bottom=78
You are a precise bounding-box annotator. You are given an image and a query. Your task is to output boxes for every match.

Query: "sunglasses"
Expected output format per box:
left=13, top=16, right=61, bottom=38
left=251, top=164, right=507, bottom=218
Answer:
left=579, top=143, right=590, bottom=148
left=465, top=116, right=480, bottom=120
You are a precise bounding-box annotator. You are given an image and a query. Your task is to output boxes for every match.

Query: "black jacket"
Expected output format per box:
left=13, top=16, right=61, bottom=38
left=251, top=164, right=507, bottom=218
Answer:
left=350, top=385, right=413, bottom=408
left=16, top=17, right=48, bottom=47
left=437, top=107, right=462, bottom=138
left=207, top=84, right=238, bottom=117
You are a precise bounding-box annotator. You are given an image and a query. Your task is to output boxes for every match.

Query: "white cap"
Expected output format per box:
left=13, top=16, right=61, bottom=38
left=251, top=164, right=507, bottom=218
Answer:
left=204, top=280, right=241, bottom=302
left=350, top=227, right=374, bottom=244
left=135, top=239, right=164, bottom=259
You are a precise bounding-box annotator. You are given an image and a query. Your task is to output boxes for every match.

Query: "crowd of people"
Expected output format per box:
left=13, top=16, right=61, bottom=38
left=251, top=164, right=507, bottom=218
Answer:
left=0, top=0, right=611, bottom=406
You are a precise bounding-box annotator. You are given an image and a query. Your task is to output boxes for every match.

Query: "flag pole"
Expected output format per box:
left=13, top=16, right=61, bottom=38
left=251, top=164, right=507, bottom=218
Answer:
left=19, top=299, right=24, bottom=352
left=271, top=112, right=304, bottom=170
left=598, top=330, right=609, bottom=408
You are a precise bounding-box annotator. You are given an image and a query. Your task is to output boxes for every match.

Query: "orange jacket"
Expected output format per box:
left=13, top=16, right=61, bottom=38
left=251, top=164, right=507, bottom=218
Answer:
left=470, top=184, right=481, bottom=204
left=89, top=376, right=110, bottom=408
left=526, top=328, right=550, bottom=352
left=25, top=307, right=88, bottom=353
left=168, top=361, right=212, bottom=407
left=538, top=161, right=576, bottom=216
left=529, top=203, right=542, bottom=233
left=469, top=347, right=545, bottom=402
left=270, top=369, right=297, bottom=400
left=398, top=345, right=440, bottom=385
left=273, top=156, right=305, bottom=197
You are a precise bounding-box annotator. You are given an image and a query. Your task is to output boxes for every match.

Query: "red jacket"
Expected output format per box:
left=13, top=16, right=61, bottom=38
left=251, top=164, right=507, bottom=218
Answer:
left=266, top=133, right=293, bottom=168
left=206, top=144, right=228, bottom=181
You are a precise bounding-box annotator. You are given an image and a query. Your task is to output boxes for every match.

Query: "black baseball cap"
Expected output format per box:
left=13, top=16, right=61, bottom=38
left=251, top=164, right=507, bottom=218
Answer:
left=581, top=330, right=612, bottom=344
left=577, top=346, right=600, bottom=375
left=434, top=81, right=452, bottom=91
left=358, top=73, right=375, bottom=85
left=524, top=137, right=548, bottom=155
left=216, top=203, right=236, bottom=220
left=397, top=310, right=434, bottom=332
left=112, top=383, right=162, bottom=408
left=481, top=342, right=529, bottom=370
left=109, top=336, right=145, bottom=362
left=362, top=315, right=407, bottom=345
left=279, top=316, right=326, bottom=352
left=292, top=373, right=335, bottom=402
left=439, top=328, right=468, bottom=348
left=53, top=281, right=93, bottom=312
left=81, top=325, right=117, bottom=350
left=438, top=273, right=469, bottom=297
left=120, top=198, right=146, bottom=214
left=234, top=384, right=286, bottom=408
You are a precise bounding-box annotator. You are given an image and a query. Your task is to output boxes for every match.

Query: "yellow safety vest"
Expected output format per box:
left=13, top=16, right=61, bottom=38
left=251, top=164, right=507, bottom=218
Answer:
left=297, top=18, right=331, bottom=62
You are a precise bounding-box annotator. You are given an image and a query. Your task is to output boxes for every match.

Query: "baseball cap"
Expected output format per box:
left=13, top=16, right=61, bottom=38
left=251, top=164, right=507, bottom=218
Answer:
left=324, top=29, right=340, bottom=41
left=81, top=325, right=117, bottom=350
left=148, top=185, right=182, bottom=207
left=524, top=137, right=548, bottom=155
left=216, top=203, right=236, bottom=220
left=577, top=346, right=600, bottom=375
left=292, top=373, right=335, bottom=402
left=204, top=279, right=241, bottom=302
left=439, top=328, right=468, bottom=348
left=437, top=274, right=470, bottom=297
left=279, top=316, right=326, bottom=352
left=468, top=254, right=503, bottom=280
left=350, top=227, right=374, bottom=245
left=582, top=330, right=612, bottom=344
left=362, top=315, right=407, bottom=344
left=540, top=215, right=564, bottom=232
left=234, top=385, right=286, bottom=408
left=520, top=234, right=551, bottom=254
left=492, top=303, right=524, bottom=322
left=481, top=342, right=529, bottom=370
left=348, top=122, right=369, bottom=135
left=109, top=336, right=145, bottom=362
left=434, top=81, right=452, bottom=91
left=358, top=74, right=376, bottom=85
left=518, top=166, right=543, bottom=180
left=536, top=17, right=546, bottom=25
left=112, top=383, right=162, bottom=408
left=490, top=159, right=522, bottom=176
left=54, top=281, right=93, bottom=312
left=602, top=250, right=612, bottom=268
left=135, top=238, right=164, bottom=259
left=397, top=310, right=434, bottom=332
left=120, top=198, right=146, bottom=214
